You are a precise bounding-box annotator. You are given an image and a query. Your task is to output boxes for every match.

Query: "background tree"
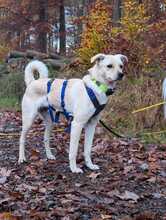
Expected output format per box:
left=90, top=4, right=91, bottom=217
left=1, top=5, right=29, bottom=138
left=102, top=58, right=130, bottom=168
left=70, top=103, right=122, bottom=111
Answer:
left=59, top=0, right=66, bottom=55
left=78, top=0, right=112, bottom=64
left=37, top=0, right=48, bottom=53
left=112, top=0, right=121, bottom=25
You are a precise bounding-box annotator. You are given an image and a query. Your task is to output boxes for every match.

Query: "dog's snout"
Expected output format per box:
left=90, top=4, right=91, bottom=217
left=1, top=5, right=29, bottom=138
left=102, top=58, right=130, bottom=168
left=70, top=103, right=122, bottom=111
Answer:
left=118, top=73, right=124, bottom=80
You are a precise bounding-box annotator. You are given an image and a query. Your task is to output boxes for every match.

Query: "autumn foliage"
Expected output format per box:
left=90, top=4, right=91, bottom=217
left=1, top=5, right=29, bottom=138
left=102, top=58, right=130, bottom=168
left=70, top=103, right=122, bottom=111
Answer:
left=78, top=0, right=166, bottom=76
left=78, top=0, right=112, bottom=64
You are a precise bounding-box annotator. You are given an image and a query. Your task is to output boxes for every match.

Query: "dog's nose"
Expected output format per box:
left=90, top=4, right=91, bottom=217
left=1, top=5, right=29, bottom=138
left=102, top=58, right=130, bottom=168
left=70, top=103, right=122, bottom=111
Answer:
left=118, top=73, right=124, bottom=80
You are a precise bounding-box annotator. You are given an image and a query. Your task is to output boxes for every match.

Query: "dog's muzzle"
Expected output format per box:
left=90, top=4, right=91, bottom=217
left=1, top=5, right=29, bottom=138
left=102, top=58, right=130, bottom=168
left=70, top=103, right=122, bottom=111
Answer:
left=117, top=73, right=124, bottom=80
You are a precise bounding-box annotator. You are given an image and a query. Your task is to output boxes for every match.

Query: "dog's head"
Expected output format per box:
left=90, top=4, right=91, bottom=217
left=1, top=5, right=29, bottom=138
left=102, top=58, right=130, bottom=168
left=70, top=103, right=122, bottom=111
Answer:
left=90, top=53, right=128, bottom=86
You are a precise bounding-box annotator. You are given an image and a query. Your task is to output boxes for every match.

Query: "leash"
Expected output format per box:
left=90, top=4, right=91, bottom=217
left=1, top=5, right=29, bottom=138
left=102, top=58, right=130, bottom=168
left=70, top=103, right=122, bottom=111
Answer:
left=131, top=101, right=166, bottom=136
left=99, top=120, right=166, bottom=138
left=132, top=101, right=166, bottom=114
left=99, top=119, right=126, bottom=138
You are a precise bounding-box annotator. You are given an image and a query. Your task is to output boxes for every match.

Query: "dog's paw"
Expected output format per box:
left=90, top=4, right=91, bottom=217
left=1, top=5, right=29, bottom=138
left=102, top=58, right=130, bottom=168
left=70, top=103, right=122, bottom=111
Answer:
left=18, top=157, right=26, bottom=164
left=47, top=154, right=56, bottom=160
left=71, top=167, right=83, bottom=173
left=87, top=164, right=100, bottom=170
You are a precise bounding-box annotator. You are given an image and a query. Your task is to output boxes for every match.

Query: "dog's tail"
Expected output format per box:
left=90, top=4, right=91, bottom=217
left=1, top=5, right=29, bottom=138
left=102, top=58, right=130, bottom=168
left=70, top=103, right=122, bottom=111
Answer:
left=24, top=60, right=48, bottom=86
left=162, top=78, right=166, bottom=118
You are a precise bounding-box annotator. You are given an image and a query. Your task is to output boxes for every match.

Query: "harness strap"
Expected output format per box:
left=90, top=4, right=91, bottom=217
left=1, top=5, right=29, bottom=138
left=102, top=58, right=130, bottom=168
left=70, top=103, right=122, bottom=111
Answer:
left=85, top=86, right=106, bottom=118
left=61, top=80, right=73, bottom=121
left=47, top=80, right=52, bottom=94
left=47, top=79, right=106, bottom=132
left=47, top=80, right=60, bottom=123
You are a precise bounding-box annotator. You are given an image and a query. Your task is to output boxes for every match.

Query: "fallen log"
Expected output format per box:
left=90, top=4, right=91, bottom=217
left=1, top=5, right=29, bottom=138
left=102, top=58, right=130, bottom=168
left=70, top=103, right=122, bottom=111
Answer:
left=43, top=59, right=64, bottom=70
left=7, top=50, right=63, bottom=60
left=48, top=52, right=62, bottom=60
left=5, top=50, right=71, bottom=73
left=7, top=50, right=26, bottom=59
left=26, top=50, right=49, bottom=59
left=6, top=58, right=27, bottom=72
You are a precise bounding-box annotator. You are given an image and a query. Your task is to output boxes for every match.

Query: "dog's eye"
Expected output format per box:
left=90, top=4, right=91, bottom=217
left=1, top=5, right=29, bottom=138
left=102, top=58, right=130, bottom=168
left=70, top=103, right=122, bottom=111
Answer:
left=107, top=64, right=113, bottom=68
left=120, top=65, right=123, bottom=69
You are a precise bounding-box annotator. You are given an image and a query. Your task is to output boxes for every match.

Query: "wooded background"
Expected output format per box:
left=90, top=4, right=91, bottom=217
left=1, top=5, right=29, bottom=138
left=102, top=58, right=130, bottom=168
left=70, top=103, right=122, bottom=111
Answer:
left=0, top=0, right=165, bottom=58
left=0, top=0, right=166, bottom=136
left=0, top=2, right=166, bottom=219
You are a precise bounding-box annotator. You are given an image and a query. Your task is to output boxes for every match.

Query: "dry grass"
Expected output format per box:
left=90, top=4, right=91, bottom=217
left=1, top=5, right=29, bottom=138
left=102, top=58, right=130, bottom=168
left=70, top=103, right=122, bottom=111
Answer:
left=103, top=76, right=165, bottom=137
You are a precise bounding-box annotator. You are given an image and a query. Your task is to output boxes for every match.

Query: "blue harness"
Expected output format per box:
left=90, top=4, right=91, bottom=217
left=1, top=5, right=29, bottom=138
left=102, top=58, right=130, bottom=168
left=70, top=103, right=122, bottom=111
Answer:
left=47, top=80, right=60, bottom=123
left=47, top=79, right=108, bottom=131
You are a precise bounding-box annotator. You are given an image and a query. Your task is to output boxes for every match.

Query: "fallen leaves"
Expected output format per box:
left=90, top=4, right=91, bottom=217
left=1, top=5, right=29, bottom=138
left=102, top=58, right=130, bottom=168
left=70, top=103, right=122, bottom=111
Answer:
left=116, top=190, right=140, bottom=203
left=88, top=172, right=101, bottom=179
left=0, top=111, right=165, bottom=219
left=0, top=168, right=11, bottom=184
left=0, top=212, right=20, bottom=220
left=25, top=165, right=38, bottom=176
left=101, top=214, right=112, bottom=219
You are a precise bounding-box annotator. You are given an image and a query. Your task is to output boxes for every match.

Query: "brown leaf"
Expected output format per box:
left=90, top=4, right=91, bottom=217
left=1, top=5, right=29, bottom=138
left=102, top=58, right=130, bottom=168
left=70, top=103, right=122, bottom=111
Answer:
left=101, top=214, right=112, bottom=219
left=25, top=165, right=37, bottom=176
left=88, top=172, right=101, bottom=179
left=147, top=177, right=156, bottom=183
left=107, top=189, right=120, bottom=197
left=134, top=211, right=156, bottom=220
left=0, top=212, right=20, bottom=220
left=116, top=191, right=139, bottom=203
left=123, top=165, right=134, bottom=174
left=9, top=191, right=24, bottom=200
left=30, top=149, right=40, bottom=160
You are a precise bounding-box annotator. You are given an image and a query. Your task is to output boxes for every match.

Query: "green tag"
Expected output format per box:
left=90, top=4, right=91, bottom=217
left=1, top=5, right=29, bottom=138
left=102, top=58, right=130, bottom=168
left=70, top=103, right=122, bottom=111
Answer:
left=92, top=79, right=108, bottom=93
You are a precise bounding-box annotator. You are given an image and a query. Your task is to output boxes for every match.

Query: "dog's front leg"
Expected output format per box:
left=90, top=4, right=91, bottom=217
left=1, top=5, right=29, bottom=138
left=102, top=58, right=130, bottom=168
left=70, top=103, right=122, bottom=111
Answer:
left=69, top=120, right=84, bottom=173
left=84, top=117, right=99, bottom=170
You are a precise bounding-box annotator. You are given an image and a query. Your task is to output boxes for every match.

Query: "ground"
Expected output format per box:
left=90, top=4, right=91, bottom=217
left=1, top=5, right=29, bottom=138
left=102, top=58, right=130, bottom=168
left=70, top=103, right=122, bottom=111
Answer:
left=0, top=111, right=165, bottom=220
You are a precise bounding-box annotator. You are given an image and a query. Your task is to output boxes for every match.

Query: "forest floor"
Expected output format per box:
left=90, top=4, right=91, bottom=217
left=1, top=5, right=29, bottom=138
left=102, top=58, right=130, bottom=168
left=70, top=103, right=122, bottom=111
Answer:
left=0, top=111, right=165, bottom=220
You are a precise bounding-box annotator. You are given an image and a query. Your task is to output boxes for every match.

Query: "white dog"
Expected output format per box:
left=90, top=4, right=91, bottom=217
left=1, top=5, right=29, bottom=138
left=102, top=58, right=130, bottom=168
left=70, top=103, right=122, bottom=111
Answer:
left=18, top=53, right=127, bottom=173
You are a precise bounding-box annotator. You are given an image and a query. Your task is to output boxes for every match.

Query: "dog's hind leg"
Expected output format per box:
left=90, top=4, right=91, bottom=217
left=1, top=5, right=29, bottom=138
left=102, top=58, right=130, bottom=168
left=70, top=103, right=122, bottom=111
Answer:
left=43, top=116, right=55, bottom=160
left=84, top=117, right=99, bottom=170
left=18, top=110, right=37, bottom=163
left=39, top=109, right=55, bottom=160
left=18, top=97, right=38, bottom=163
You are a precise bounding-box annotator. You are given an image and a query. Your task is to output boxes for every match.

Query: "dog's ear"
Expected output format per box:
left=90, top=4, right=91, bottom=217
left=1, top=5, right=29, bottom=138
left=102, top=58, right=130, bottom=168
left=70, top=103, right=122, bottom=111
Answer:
left=91, top=53, right=105, bottom=64
left=116, top=54, right=128, bottom=63
left=120, top=55, right=128, bottom=63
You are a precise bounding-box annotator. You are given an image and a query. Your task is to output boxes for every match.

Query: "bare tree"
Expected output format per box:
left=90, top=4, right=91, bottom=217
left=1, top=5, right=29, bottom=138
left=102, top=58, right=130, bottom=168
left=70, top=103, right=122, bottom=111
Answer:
left=59, top=0, right=66, bottom=55
left=112, top=0, right=121, bottom=25
left=37, top=0, right=48, bottom=53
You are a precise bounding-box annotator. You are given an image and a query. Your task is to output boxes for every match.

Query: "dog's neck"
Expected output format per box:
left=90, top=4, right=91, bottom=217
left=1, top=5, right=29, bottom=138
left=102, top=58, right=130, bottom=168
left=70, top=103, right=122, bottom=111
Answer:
left=83, top=74, right=108, bottom=104
left=88, top=65, right=116, bottom=89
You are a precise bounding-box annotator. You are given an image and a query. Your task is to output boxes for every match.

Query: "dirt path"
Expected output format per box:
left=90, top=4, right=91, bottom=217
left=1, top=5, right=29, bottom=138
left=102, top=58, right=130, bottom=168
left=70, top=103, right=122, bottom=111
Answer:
left=0, top=111, right=165, bottom=220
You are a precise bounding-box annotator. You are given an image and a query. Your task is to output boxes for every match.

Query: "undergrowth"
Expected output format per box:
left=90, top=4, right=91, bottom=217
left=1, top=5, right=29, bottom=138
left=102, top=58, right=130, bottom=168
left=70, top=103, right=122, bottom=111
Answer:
left=0, top=65, right=58, bottom=110
left=0, top=63, right=166, bottom=143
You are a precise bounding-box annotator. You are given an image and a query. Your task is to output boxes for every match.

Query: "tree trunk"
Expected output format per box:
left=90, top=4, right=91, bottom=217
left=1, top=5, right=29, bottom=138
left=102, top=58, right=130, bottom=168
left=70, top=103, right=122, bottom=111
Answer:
left=75, top=0, right=85, bottom=46
left=112, top=0, right=121, bottom=26
left=59, top=0, right=66, bottom=55
left=38, top=0, right=48, bottom=53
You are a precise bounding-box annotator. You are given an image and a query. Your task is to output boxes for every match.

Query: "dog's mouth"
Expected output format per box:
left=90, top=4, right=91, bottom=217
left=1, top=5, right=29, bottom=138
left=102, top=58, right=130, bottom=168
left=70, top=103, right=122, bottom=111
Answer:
left=107, top=79, right=116, bottom=85
left=105, top=77, right=113, bottom=84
